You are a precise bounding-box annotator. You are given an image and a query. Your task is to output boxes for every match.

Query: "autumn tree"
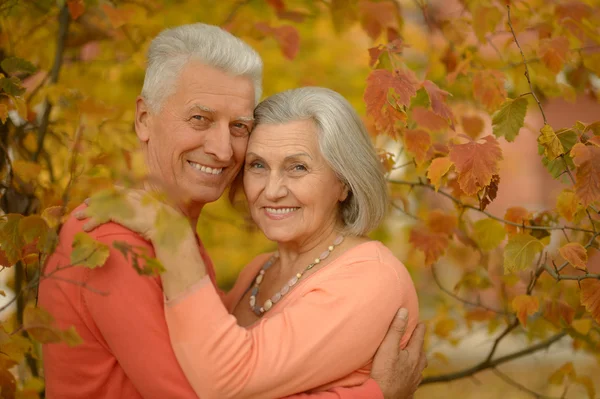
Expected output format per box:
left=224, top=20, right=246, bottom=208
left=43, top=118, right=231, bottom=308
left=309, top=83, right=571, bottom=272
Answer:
left=0, top=0, right=599, bottom=398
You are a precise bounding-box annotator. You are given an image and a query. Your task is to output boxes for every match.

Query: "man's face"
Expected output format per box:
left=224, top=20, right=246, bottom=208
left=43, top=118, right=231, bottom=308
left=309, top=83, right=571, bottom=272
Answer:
left=136, top=61, right=255, bottom=217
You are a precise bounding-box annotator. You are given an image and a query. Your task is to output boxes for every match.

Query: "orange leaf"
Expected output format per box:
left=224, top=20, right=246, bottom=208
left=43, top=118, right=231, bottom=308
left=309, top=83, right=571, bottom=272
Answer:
left=512, top=295, right=539, bottom=327
left=358, top=0, right=399, bottom=40
left=449, top=135, right=503, bottom=196
left=409, top=228, right=448, bottom=265
left=404, top=129, right=431, bottom=164
left=364, top=69, right=418, bottom=137
left=255, top=23, right=300, bottom=60
left=423, top=80, right=455, bottom=129
left=538, top=37, right=570, bottom=74
left=580, top=279, right=600, bottom=324
left=559, top=242, right=588, bottom=270
left=412, top=106, right=448, bottom=131
left=504, top=206, right=532, bottom=235
left=543, top=300, right=575, bottom=327
left=461, top=115, right=485, bottom=139
left=427, top=157, right=453, bottom=190
left=101, top=4, right=134, bottom=29
left=427, top=209, right=457, bottom=236
left=473, top=70, right=506, bottom=112
left=570, top=143, right=600, bottom=207
left=67, top=0, right=85, bottom=20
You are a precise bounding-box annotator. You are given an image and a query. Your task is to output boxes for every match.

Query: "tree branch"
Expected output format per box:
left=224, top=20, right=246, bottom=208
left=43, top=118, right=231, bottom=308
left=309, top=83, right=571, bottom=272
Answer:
left=507, top=5, right=547, bottom=124
left=492, top=367, right=561, bottom=399
left=421, top=332, right=567, bottom=384
left=33, top=3, right=70, bottom=162
left=388, top=179, right=595, bottom=234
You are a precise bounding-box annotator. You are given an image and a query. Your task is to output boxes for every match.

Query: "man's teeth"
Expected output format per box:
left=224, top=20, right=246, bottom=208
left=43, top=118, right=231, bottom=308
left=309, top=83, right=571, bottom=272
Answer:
left=266, top=207, right=298, bottom=214
left=189, top=161, right=223, bottom=175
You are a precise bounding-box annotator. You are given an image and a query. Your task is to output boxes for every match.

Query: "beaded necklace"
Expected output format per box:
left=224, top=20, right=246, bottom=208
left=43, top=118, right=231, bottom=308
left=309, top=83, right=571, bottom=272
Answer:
left=249, top=235, right=345, bottom=316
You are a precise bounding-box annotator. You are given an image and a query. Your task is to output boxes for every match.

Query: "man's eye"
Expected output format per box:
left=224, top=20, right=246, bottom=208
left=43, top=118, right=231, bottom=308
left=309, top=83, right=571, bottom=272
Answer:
left=192, top=115, right=208, bottom=121
left=250, top=162, right=264, bottom=169
left=232, top=123, right=250, bottom=135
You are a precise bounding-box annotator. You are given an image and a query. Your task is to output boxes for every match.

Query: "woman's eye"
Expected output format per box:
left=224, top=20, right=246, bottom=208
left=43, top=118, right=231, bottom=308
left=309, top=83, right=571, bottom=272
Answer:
left=292, top=164, right=307, bottom=172
left=249, top=161, right=264, bottom=169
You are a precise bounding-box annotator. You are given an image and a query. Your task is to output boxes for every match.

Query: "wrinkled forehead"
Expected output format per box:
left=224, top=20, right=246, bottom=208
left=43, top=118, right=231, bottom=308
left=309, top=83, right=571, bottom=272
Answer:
left=248, top=119, right=321, bottom=155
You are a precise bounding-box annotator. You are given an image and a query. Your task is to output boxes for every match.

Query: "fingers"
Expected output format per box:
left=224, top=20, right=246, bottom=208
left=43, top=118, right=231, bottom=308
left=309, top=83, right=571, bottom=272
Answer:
left=73, top=208, right=104, bottom=232
left=374, top=308, right=409, bottom=359
left=406, top=323, right=426, bottom=355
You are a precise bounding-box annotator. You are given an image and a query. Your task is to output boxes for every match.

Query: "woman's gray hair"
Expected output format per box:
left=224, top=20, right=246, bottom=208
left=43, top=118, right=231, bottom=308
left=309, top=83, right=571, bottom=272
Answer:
left=141, top=23, right=263, bottom=113
left=254, top=87, right=389, bottom=236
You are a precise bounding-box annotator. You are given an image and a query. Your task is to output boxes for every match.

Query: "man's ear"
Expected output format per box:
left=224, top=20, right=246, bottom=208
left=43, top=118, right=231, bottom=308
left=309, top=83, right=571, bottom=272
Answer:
left=135, top=96, right=152, bottom=142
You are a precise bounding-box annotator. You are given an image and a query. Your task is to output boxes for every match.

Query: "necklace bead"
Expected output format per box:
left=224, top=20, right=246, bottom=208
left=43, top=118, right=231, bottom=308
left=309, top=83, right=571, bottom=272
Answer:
left=249, top=235, right=345, bottom=316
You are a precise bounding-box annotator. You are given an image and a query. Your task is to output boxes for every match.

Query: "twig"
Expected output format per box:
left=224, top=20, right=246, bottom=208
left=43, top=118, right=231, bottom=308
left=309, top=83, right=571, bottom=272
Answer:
left=421, top=332, right=567, bottom=384
left=432, top=263, right=509, bottom=315
left=33, top=3, right=70, bottom=162
left=492, top=367, right=561, bottom=399
left=506, top=5, right=547, bottom=124
left=388, top=179, right=595, bottom=234
left=221, top=0, right=253, bottom=27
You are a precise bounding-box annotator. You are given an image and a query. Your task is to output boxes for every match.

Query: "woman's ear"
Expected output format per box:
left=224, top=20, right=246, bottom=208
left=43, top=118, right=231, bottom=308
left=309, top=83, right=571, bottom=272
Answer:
left=135, top=96, right=151, bottom=142
left=339, top=183, right=350, bottom=202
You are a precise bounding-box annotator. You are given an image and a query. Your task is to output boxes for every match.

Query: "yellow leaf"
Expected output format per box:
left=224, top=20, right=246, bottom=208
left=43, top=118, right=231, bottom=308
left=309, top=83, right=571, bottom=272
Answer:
left=556, top=190, right=579, bottom=222
left=571, top=319, right=592, bottom=335
left=427, top=157, right=453, bottom=191
left=71, top=232, right=110, bottom=268
left=538, top=124, right=565, bottom=160
left=512, top=295, right=539, bottom=327
left=558, top=242, right=588, bottom=270
left=472, top=218, right=506, bottom=251
left=12, top=159, right=42, bottom=183
left=11, top=95, right=27, bottom=119
left=503, top=234, right=543, bottom=274
left=580, top=279, right=600, bottom=324
left=549, top=361, right=575, bottom=385
left=41, top=206, right=65, bottom=229
left=431, top=351, right=449, bottom=365
left=434, top=317, right=456, bottom=338
left=575, top=375, right=596, bottom=399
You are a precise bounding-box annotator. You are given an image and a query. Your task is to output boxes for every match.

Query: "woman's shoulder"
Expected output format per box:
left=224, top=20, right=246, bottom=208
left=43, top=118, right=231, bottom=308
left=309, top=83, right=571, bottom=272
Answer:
left=336, top=240, right=408, bottom=277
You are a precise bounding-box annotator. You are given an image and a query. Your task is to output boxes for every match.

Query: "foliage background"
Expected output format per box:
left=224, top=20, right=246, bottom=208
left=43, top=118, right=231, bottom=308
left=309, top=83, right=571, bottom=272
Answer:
left=1, top=0, right=600, bottom=398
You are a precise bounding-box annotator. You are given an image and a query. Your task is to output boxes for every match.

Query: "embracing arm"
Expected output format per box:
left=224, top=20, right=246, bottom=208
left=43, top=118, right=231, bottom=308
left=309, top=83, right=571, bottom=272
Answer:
left=164, top=258, right=414, bottom=399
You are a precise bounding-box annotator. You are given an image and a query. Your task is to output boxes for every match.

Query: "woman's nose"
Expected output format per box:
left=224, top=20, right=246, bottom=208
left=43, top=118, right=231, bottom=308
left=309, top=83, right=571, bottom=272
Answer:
left=264, top=173, right=287, bottom=200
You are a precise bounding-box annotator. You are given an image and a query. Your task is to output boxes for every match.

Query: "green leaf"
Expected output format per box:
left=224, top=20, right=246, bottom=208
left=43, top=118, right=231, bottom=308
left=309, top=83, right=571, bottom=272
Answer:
left=503, top=234, right=544, bottom=274
left=410, top=87, right=430, bottom=108
left=152, top=207, right=191, bottom=251
left=0, top=214, right=25, bottom=264
left=472, top=218, right=506, bottom=251
left=1, top=57, right=36, bottom=75
left=0, top=76, right=25, bottom=96
left=554, top=128, right=578, bottom=153
left=18, top=215, right=50, bottom=252
left=86, top=189, right=135, bottom=223
left=492, top=97, right=528, bottom=142
left=71, top=232, right=110, bottom=268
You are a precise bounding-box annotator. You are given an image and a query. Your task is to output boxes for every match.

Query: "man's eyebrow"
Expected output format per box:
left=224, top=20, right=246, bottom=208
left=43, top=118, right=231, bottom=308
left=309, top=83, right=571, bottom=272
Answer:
left=236, top=115, right=255, bottom=122
left=190, top=104, right=215, bottom=113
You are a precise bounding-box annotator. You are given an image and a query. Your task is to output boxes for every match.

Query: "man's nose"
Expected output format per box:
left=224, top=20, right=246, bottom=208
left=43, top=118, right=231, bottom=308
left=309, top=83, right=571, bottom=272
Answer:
left=204, top=123, right=233, bottom=162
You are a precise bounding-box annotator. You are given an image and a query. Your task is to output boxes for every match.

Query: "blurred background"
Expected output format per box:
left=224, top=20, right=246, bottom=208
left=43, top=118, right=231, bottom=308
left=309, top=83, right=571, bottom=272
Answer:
left=1, top=0, right=599, bottom=398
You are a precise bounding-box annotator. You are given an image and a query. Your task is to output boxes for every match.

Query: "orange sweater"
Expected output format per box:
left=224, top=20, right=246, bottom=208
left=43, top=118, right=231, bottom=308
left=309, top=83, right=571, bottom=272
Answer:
left=165, top=241, right=419, bottom=399
left=40, top=207, right=383, bottom=398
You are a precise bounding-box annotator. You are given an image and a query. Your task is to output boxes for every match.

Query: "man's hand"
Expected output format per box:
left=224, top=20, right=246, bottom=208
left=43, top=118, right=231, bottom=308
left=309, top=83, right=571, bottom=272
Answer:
left=371, top=309, right=427, bottom=399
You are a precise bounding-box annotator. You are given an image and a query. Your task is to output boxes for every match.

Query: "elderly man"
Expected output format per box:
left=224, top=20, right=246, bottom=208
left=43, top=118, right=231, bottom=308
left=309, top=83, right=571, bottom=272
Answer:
left=39, top=23, right=426, bottom=399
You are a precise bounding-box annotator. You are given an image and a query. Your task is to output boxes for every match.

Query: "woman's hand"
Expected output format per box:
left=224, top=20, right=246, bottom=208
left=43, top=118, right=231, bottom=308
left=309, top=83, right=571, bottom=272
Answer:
left=75, top=188, right=193, bottom=247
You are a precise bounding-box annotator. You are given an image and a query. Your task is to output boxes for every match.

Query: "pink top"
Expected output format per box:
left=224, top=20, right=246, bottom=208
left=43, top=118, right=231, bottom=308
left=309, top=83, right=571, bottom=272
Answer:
left=165, top=241, right=419, bottom=399
left=40, top=206, right=383, bottom=398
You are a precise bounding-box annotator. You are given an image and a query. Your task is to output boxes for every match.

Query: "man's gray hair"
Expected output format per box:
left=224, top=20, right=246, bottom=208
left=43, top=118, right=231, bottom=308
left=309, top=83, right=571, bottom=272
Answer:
left=254, top=87, right=388, bottom=236
left=141, top=23, right=263, bottom=112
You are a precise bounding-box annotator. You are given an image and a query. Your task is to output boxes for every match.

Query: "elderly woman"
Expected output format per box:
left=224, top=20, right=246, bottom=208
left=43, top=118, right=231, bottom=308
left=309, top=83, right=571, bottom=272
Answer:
left=80, top=87, right=418, bottom=399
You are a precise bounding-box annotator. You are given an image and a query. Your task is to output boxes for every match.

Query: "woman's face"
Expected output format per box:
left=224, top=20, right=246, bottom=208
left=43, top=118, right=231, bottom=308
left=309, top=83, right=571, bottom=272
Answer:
left=243, top=119, right=348, bottom=246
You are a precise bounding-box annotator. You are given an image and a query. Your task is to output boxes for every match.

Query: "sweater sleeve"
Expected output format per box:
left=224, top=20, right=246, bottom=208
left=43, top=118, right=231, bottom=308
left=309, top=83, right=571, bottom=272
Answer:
left=81, top=229, right=199, bottom=399
left=283, top=379, right=383, bottom=399
left=165, top=258, right=414, bottom=399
